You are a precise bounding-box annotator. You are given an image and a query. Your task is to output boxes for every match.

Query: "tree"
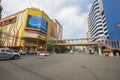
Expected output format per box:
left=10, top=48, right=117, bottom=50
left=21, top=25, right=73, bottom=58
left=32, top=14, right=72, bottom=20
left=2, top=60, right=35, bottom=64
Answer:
left=46, top=40, right=55, bottom=52
left=57, top=46, right=69, bottom=53
left=55, top=40, right=69, bottom=53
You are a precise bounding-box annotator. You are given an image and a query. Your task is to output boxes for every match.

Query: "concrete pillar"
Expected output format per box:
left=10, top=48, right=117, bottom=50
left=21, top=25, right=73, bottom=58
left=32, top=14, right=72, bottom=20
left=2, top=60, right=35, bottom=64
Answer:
left=109, top=51, right=114, bottom=57
left=98, top=46, right=102, bottom=55
left=116, top=52, right=120, bottom=58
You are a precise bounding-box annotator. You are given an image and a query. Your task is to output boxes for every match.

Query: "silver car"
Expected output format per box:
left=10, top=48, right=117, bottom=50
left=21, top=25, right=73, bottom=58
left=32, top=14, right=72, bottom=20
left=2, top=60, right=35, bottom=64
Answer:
left=0, top=48, right=20, bottom=60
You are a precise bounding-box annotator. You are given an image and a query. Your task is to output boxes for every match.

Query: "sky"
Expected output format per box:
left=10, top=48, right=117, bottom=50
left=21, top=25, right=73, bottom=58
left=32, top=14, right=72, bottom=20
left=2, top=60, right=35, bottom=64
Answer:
left=1, top=0, right=93, bottom=39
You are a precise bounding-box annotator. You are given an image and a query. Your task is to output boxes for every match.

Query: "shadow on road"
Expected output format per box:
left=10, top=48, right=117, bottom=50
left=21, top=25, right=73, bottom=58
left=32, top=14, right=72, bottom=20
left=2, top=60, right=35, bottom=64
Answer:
left=81, top=66, right=100, bottom=80
left=0, top=58, right=10, bottom=61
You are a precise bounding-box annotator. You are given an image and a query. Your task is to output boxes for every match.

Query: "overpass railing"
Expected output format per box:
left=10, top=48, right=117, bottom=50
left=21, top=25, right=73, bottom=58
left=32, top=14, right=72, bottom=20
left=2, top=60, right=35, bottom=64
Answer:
left=100, top=39, right=120, bottom=50
left=54, top=38, right=93, bottom=44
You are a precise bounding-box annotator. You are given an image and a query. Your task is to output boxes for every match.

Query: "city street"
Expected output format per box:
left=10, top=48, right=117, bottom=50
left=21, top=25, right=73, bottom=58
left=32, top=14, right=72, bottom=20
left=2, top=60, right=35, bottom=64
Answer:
left=0, top=53, right=120, bottom=80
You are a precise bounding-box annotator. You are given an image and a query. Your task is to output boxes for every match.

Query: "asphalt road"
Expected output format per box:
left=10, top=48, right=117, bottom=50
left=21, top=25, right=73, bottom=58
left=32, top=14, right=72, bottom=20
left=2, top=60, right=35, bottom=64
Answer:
left=0, top=53, right=120, bottom=80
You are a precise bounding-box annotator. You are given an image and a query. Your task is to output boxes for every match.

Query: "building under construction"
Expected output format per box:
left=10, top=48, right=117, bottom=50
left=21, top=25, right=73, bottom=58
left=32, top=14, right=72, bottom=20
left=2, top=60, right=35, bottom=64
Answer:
left=0, top=8, right=63, bottom=52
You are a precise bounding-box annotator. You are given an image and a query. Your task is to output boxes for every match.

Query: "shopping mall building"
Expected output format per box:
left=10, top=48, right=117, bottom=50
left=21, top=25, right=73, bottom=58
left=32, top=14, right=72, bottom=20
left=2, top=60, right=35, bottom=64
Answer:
left=0, top=8, right=62, bottom=51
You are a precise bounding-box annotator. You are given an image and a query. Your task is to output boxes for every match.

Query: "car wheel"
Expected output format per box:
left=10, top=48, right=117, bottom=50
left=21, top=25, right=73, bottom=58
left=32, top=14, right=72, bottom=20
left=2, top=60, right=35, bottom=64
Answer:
left=13, top=55, right=19, bottom=60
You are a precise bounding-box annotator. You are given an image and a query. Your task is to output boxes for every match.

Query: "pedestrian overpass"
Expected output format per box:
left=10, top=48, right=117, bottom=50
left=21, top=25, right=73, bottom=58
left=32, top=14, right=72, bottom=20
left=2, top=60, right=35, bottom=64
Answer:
left=54, top=38, right=98, bottom=46
left=54, top=37, right=120, bottom=51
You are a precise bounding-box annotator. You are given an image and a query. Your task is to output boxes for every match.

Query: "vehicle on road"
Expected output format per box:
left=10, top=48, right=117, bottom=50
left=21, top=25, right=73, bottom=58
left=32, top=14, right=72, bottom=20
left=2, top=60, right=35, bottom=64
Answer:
left=19, top=50, right=26, bottom=55
left=0, top=48, right=20, bottom=60
left=40, top=51, right=51, bottom=56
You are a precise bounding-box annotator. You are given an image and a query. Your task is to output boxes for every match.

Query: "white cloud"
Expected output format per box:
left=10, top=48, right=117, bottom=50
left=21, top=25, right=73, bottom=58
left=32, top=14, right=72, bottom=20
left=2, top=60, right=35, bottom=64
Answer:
left=1, top=0, right=92, bottom=39
left=56, top=7, right=88, bottom=38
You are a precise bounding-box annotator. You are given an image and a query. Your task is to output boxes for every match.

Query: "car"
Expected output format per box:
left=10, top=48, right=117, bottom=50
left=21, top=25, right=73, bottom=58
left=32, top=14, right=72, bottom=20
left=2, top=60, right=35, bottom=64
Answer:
left=19, top=50, right=26, bottom=55
left=40, top=51, right=51, bottom=56
left=0, top=48, right=21, bottom=60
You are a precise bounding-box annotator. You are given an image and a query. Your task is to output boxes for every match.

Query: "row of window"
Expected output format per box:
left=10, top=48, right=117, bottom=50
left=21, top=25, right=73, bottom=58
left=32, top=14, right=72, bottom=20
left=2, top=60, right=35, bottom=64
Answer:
left=89, top=19, right=101, bottom=32
left=89, top=11, right=100, bottom=29
left=89, top=1, right=99, bottom=17
left=91, top=27, right=103, bottom=37
left=0, top=49, right=13, bottom=53
left=0, top=17, right=16, bottom=26
left=89, top=7, right=100, bottom=22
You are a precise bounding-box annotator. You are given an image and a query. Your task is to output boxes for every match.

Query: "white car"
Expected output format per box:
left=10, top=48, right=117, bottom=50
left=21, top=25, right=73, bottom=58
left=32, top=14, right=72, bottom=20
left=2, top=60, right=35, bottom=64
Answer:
left=19, top=50, right=26, bottom=55
left=0, top=48, right=21, bottom=60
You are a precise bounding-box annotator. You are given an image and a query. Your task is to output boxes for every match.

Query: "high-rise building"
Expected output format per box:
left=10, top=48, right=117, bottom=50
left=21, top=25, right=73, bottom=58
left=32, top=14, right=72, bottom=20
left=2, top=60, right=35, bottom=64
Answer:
left=88, top=0, right=120, bottom=41
left=0, top=0, right=2, bottom=19
left=84, top=17, right=90, bottom=38
left=0, top=8, right=63, bottom=50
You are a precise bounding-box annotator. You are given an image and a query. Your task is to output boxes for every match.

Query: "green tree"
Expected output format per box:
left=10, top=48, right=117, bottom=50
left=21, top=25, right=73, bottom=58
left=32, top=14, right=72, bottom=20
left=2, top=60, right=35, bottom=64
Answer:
left=45, top=40, right=69, bottom=53
left=58, top=46, right=69, bottom=53
left=55, top=40, right=69, bottom=53
left=46, top=40, right=55, bottom=52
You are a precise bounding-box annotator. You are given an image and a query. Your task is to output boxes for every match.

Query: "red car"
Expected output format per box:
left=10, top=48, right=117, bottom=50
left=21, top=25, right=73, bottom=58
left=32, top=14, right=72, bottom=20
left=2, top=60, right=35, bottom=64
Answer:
left=40, top=51, right=51, bottom=56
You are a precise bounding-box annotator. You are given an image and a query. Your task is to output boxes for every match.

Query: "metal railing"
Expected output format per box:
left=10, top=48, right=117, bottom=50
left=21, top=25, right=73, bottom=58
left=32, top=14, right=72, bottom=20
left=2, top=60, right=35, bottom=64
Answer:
left=100, top=39, right=120, bottom=50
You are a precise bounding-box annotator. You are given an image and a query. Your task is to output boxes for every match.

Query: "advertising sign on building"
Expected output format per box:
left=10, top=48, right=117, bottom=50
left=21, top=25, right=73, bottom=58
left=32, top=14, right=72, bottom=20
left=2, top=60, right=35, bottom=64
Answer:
left=26, top=15, right=47, bottom=32
left=24, top=29, right=39, bottom=38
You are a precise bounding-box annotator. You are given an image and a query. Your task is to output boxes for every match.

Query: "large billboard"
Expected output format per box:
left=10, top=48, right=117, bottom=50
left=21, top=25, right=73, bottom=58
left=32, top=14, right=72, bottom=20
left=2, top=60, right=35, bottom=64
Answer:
left=26, top=15, right=47, bottom=32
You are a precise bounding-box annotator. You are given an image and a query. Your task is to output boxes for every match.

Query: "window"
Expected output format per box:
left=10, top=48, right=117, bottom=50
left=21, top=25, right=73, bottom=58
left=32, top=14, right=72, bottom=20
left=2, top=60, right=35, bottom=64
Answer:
left=6, top=50, right=12, bottom=53
left=0, top=17, right=16, bottom=26
left=1, top=49, right=5, bottom=52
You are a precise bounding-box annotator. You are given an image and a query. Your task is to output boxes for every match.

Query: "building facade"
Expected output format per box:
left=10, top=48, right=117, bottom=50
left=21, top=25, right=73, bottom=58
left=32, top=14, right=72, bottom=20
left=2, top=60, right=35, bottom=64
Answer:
left=52, top=19, right=62, bottom=40
left=0, top=8, right=63, bottom=50
left=84, top=17, right=90, bottom=38
left=88, top=0, right=120, bottom=41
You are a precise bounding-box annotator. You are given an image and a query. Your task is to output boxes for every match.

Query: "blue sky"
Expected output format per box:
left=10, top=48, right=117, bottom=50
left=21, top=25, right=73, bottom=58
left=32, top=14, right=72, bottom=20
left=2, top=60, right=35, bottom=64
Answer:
left=1, top=0, right=93, bottom=39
